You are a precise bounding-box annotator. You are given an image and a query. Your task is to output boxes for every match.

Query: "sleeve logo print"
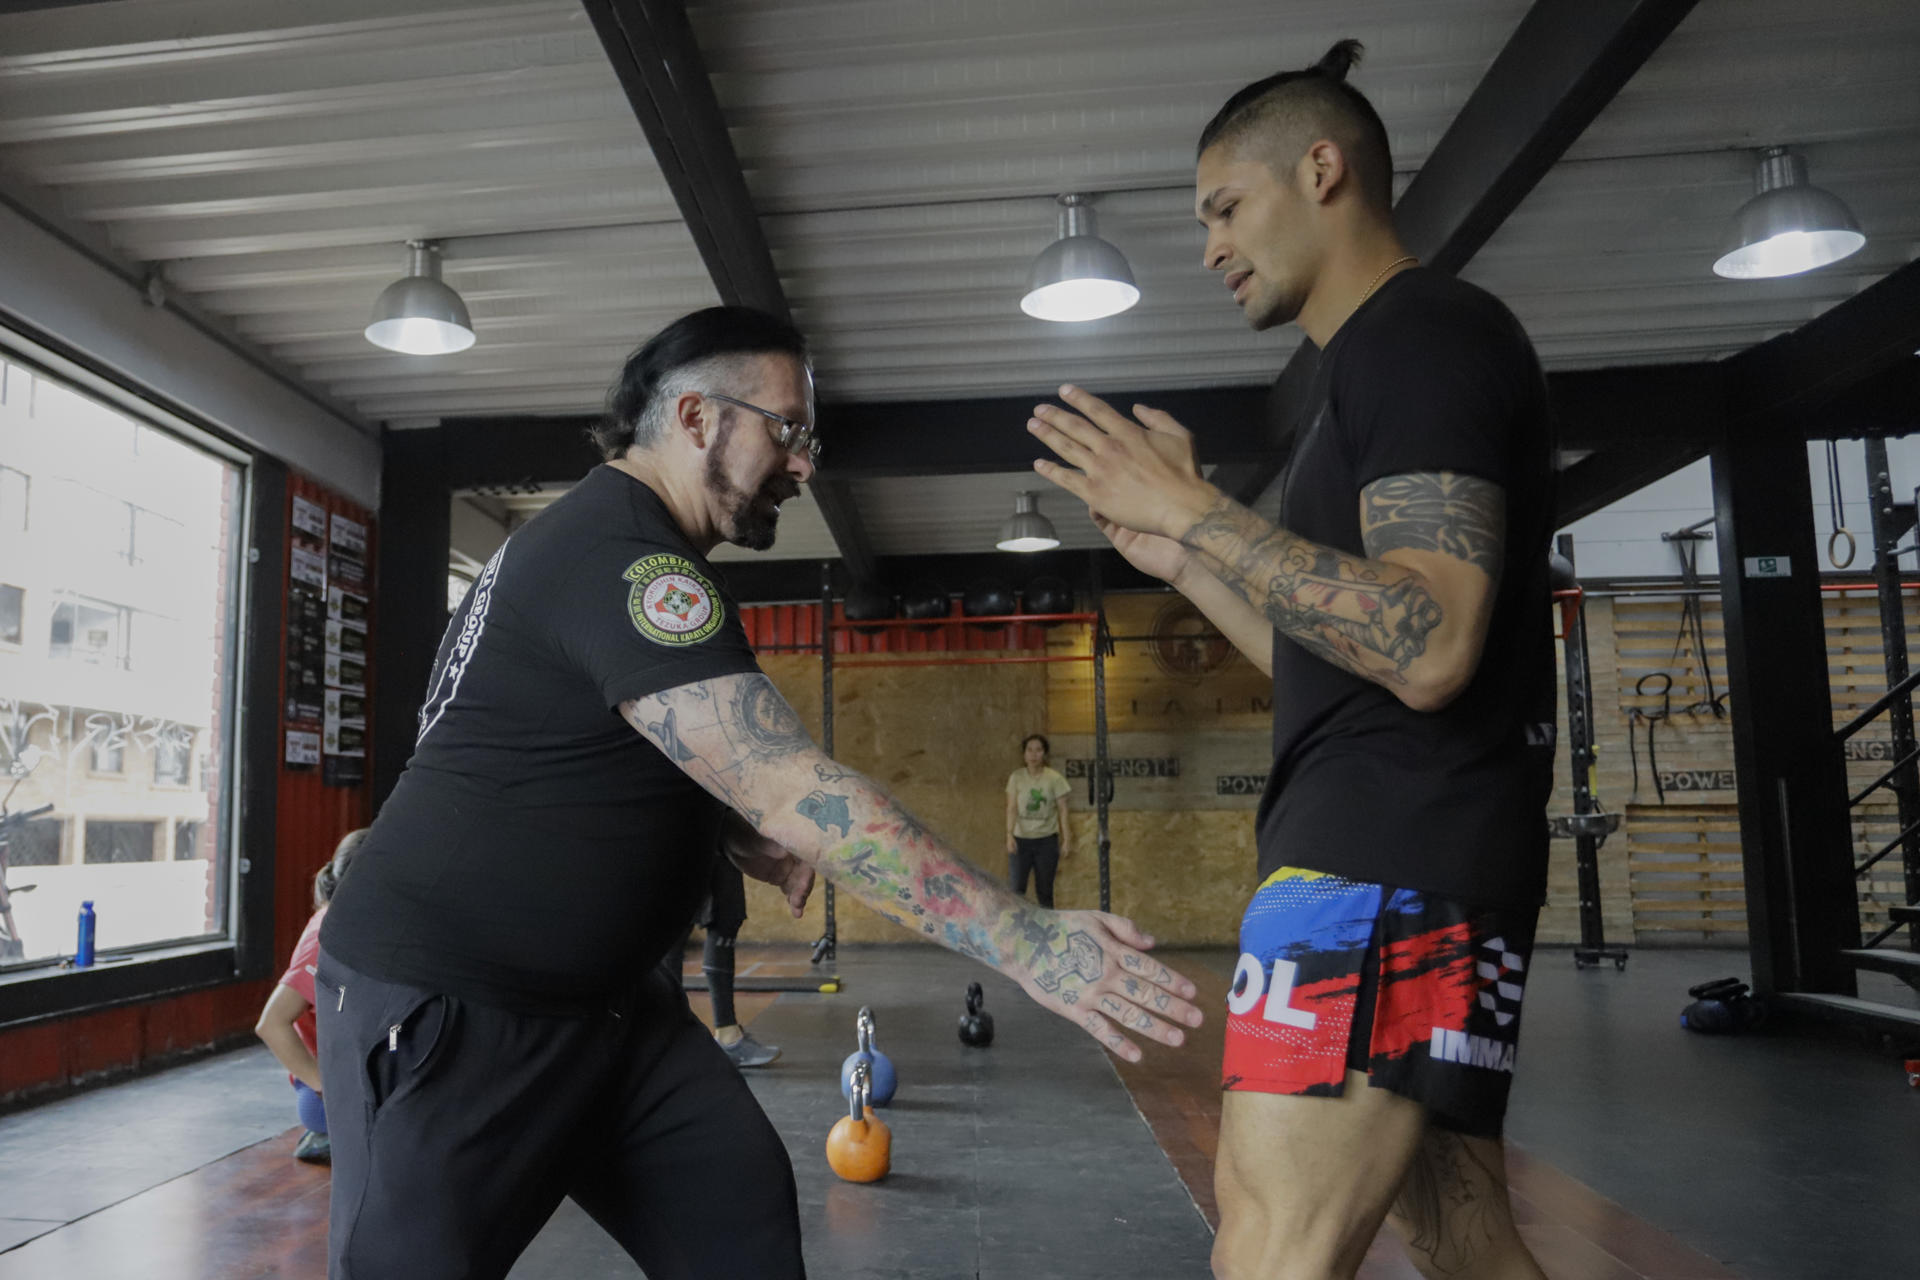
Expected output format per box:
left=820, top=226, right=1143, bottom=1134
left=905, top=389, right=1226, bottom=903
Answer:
left=624, top=554, right=725, bottom=646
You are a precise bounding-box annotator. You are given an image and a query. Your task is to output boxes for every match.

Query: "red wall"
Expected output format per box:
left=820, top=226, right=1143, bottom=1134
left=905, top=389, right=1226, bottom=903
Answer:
left=0, top=477, right=374, bottom=1104
left=741, top=601, right=1049, bottom=654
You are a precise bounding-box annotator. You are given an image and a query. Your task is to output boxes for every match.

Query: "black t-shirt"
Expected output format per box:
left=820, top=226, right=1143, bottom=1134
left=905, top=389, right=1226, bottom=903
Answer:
left=322, top=466, right=761, bottom=1010
left=1254, top=269, right=1556, bottom=907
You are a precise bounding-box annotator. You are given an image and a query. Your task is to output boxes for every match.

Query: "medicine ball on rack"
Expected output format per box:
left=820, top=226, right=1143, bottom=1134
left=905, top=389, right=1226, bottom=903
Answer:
left=1548, top=551, right=1578, bottom=593
left=1022, top=576, right=1074, bottom=622
left=963, top=579, right=1017, bottom=626
left=844, top=585, right=895, bottom=636
left=900, top=582, right=950, bottom=630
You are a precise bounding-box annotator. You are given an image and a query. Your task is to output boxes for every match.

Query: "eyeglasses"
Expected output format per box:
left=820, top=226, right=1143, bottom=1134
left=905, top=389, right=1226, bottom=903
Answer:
left=705, top=393, right=821, bottom=465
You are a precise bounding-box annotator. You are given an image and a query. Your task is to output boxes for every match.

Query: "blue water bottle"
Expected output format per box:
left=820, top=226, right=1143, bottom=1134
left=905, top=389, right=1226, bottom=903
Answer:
left=76, top=900, right=96, bottom=968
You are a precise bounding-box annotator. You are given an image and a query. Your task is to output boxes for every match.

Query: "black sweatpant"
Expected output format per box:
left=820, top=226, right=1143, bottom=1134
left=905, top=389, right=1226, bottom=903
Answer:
left=314, top=947, right=803, bottom=1280
left=1009, top=834, right=1061, bottom=909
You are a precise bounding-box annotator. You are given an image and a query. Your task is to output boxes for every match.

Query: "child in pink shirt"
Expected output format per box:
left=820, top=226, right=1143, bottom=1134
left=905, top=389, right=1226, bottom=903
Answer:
left=254, top=829, right=365, bottom=1163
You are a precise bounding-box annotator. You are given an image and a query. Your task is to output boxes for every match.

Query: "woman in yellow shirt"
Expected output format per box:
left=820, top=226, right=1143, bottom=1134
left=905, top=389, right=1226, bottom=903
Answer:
left=1004, top=733, right=1072, bottom=908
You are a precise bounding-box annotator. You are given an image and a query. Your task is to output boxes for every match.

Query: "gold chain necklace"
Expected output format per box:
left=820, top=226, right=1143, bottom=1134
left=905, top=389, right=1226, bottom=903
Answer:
left=1358, top=254, right=1418, bottom=306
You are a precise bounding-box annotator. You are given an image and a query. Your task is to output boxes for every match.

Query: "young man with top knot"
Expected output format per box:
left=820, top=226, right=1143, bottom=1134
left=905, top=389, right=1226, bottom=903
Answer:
left=1029, top=41, right=1557, bottom=1280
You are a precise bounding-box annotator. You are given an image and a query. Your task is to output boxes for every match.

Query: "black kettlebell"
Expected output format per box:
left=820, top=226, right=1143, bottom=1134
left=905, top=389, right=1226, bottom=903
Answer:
left=958, top=982, right=995, bottom=1048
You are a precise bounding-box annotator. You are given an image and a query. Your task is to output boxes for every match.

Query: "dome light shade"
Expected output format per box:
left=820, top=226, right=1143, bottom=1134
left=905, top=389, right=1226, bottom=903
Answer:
left=366, top=240, right=475, bottom=353
left=1713, top=148, right=1864, bottom=280
left=1021, top=194, right=1140, bottom=322
left=996, top=491, right=1060, bottom=552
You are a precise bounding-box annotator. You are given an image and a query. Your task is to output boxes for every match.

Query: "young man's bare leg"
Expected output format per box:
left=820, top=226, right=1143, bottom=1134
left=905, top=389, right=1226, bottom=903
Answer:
left=1212, top=1072, right=1427, bottom=1280
left=1385, top=1129, right=1547, bottom=1280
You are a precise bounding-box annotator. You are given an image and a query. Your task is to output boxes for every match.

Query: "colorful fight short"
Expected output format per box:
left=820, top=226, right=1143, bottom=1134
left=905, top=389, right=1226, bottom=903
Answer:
left=1221, top=866, right=1539, bottom=1137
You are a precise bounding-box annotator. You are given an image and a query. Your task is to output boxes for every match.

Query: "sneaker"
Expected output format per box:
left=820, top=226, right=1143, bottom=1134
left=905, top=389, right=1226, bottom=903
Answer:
left=293, top=1131, right=331, bottom=1164
left=720, top=1031, right=780, bottom=1068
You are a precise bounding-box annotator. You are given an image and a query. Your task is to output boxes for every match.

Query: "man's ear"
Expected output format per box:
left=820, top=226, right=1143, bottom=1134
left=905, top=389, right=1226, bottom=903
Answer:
left=673, top=391, right=710, bottom=449
left=1302, top=139, right=1347, bottom=204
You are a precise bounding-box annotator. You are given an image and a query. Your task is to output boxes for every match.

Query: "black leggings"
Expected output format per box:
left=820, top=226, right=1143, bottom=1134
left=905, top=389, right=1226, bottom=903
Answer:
left=674, top=857, right=750, bottom=1026
left=1010, top=834, right=1061, bottom=909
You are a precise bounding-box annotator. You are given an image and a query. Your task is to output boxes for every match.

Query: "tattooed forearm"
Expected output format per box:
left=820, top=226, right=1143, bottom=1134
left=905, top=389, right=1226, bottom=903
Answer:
left=1179, top=496, right=1443, bottom=688
left=732, top=677, right=812, bottom=756
left=622, top=674, right=1167, bottom=1020
left=1360, top=472, right=1505, bottom=579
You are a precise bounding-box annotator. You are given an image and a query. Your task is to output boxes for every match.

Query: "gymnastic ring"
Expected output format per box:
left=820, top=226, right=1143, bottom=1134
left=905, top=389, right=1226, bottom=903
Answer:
left=1828, top=528, right=1857, bottom=570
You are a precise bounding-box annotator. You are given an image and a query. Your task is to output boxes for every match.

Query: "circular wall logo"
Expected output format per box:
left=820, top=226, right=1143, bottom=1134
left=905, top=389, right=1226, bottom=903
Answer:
left=1149, top=597, right=1236, bottom=677
left=625, top=555, right=725, bottom=646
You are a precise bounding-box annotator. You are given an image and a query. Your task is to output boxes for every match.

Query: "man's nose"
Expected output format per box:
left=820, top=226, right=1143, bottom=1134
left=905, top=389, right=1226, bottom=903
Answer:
left=789, top=451, right=816, bottom=485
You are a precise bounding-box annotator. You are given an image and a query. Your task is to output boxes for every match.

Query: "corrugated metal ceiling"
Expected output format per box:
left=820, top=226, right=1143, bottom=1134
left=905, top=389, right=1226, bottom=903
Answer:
left=1, top=0, right=1915, bottom=563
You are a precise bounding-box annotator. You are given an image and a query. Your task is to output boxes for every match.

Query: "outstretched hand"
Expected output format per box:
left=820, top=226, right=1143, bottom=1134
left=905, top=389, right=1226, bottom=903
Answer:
left=1028, top=385, right=1215, bottom=540
left=1009, top=909, right=1204, bottom=1063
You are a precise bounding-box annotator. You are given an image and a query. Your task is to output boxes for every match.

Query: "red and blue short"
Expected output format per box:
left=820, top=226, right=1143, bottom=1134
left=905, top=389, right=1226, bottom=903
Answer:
left=1221, top=866, right=1538, bottom=1137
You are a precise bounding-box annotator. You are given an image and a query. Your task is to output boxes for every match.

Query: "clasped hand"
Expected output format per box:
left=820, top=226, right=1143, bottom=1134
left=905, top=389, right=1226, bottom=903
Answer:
left=1027, top=385, right=1216, bottom=542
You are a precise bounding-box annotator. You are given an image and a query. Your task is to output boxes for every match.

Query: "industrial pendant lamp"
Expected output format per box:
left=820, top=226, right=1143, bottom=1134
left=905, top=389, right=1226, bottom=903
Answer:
left=996, top=492, right=1061, bottom=552
left=1712, top=147, right=1865, bottom=280
left=365, top=240, right=476, bottom=354
left=1020, top=194, right=1140, bottom=322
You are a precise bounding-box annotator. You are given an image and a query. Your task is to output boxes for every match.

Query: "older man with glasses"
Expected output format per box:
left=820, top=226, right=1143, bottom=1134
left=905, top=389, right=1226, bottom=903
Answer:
left=317, top=305, right=1202, bottom=1280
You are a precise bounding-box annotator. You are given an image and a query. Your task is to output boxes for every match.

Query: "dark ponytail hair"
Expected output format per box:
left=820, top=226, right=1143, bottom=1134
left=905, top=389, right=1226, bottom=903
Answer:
left=1196, top=38, right=1393, bottom=212
left=1314, top=37, right=1364, bottom=80
left=314, top=828, right=368, bottom=909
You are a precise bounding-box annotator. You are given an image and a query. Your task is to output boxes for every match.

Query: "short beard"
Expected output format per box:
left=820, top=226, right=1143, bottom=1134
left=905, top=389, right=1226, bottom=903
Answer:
left=706, top=418, right=798, bottom=551
left=1244, top=282, right=1303, bottom=332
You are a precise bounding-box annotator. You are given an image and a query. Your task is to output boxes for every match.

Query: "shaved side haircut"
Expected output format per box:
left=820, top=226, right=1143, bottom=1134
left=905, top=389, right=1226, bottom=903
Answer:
left=1198, top=39, right=1394, bottom=213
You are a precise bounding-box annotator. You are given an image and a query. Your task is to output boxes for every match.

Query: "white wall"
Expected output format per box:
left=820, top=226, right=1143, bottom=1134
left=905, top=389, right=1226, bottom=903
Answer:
left=1559, top=439, right=1920, bottom=580
left=0, top=202, right=379, bottom=506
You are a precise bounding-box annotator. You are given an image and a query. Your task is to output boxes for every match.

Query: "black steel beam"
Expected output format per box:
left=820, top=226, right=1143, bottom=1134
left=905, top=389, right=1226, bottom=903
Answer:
left=372, top=428, right=452, bottom=810
left=1554, top=441, right=1706, bottom=525
left=581, top=0, right=876, bottom=583
left=0, top=1, right=123, bottom=12
left=439, top=418, right=601, bottom=491
left=581, top=0, right=783, bottom=315
left=1710, top=433, right=1860, bottom=997
left=1396, top=0, right=1701, bottom=272
left=712, top=550, right=1162, bottom=606
left=822, top=385, right=1272, bottom=477
left=1726, top=260, right=1920, bottom=429
left=237, top=457, right=288, bottom=982
left=1818, top=361, right=1920, bottom=440
left=1550, top=363, right=1723, bottom=451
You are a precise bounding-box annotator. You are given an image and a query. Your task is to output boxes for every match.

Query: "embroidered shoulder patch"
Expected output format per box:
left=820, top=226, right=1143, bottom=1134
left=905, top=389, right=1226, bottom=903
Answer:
left=624, top=554, right=724, bottom=647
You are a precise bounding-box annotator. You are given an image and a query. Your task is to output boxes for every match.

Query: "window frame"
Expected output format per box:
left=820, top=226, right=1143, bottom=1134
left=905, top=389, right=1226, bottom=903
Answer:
left=0, top=331, right=281, bottom=1029
left=0, top=582, right=22, bottom=648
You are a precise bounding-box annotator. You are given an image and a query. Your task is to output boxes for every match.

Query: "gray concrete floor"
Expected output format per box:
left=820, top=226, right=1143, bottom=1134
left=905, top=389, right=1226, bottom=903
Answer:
left=0, top=1044, right=296, bottom=1253
left=1505, top=946, right=1920, bottom=1280
left=2, top=944, right=1916, bottom=1279
left=514, top=948, right=1214, bottom=1279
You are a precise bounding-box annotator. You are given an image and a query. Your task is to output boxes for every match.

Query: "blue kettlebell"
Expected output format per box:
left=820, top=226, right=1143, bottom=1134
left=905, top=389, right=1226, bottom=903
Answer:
left=839, top=1007, right=898, bottom=1106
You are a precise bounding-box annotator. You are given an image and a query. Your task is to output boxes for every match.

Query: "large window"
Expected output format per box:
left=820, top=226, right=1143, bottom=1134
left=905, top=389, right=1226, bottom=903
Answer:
left=0, top=353, right=245, bottom=973
left=50, top=596, right=133, bottom=668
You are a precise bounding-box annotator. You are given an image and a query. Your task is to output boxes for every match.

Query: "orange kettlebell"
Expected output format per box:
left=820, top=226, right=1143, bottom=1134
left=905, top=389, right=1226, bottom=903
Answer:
left=825, top=1060, right=891, bottom=1183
